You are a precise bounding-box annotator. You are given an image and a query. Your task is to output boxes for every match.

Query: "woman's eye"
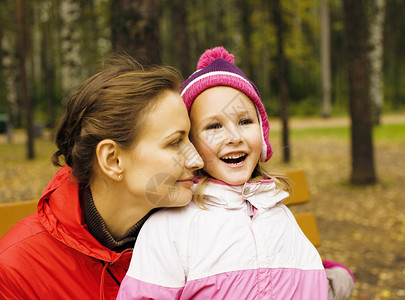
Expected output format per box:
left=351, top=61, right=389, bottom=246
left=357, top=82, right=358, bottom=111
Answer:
left=239, top=118, right=253, bottom=125
left=206, top=123, right=222, bottom=130
left=170, top=139, right=182, bottom=147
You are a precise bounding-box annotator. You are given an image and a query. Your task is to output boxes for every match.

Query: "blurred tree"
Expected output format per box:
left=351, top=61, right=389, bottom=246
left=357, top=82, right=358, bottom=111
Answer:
left=368, top=0, right=386, bottom=125
left=39, top=0, right=59, bottom=130
left=266, top=0, right=322, bottom=117
left=384, top=0, right=405, bottom=110
left=342, top=0, right=376, bottom=184
left=329, top=0, right=347, bottom=110
left=239, top=0, right=254, bottom=79
left=111, top=0, right=160, bottom=64
left=59, top=0, right=82, bottom=92
left=0, top=1, right=6, bottom=114
left=320, top=0, right=331, bottom=118
left=0, top=0, right=18, bottom=128
left=271, top=0, right=290, bottom=163
left=16, top=0, right=35, bottom=159
left=172, top=0, right=191, bottom=78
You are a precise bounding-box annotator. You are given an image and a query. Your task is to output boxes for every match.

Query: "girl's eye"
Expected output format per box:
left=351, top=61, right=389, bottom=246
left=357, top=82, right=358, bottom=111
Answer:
left=239, top=118, right=253, bottom=126
left=206, top=123, right=222, bottom=130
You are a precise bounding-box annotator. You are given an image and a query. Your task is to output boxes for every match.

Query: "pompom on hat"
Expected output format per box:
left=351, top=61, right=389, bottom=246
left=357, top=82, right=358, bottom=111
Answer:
left=180, top=46, right=273, bottom=162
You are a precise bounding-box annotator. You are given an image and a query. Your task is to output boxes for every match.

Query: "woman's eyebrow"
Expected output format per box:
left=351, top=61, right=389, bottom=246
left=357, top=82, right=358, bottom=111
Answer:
left=163, top=130, right=186, bottom=141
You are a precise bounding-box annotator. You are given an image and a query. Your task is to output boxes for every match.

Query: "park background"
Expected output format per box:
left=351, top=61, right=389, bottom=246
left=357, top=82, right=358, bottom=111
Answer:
left=0, top=0, right=404, bottom=299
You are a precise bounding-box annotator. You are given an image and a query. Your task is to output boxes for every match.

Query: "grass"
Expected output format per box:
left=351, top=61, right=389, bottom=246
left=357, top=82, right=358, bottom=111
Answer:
left=0, top=133, right=58, bottom=203
left=291, top=126, right=350, bottom=140
left=374, top=123, right=405, bottom=141
left=282, top=121, right=405, bottom=142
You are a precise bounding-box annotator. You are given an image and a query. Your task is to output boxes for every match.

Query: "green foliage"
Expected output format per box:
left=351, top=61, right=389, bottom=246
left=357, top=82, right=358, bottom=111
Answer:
left=1, top=0, right=405, bottom=132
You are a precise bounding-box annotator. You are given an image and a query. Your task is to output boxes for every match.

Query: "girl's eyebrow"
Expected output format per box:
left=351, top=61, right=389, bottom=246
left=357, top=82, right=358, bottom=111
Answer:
left=194, top=115, right=220, bottom=126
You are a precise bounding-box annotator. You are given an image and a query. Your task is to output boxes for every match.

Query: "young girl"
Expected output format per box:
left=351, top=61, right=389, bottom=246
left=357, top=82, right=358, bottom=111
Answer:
left=118, top=47, right=329, bottom=299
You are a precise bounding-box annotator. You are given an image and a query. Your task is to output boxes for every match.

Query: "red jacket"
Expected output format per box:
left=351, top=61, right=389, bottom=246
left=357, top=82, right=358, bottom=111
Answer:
left=0, top=166, right=132, bottom=299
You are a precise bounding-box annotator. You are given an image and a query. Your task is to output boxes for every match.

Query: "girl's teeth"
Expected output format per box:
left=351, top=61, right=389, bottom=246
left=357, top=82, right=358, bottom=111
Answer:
left=220, top=154, right=247, bottom=164
left=222, top=154, right=244, bottom=159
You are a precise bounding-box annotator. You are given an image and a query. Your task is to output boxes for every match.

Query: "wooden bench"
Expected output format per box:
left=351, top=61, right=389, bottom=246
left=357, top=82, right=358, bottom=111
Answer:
left=284, top=169, right=321, bottom=247
left=0, top=200, right=38, bottom=238
left=0, top=170, right=321, bottom=245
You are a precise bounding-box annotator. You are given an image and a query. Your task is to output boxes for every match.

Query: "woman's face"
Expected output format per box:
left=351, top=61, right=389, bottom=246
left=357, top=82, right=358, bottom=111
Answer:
left=121, top=90, right=203, bottom=208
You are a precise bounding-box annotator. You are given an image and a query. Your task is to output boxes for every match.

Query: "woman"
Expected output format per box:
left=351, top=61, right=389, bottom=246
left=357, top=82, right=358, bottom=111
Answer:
left=0, top=55, right=203, bottom=299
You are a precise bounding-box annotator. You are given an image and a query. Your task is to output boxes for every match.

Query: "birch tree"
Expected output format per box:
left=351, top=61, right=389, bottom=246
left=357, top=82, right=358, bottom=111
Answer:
left=320, top=0, right=331, bottom=118
left=369, top=0, right=386, bottom=125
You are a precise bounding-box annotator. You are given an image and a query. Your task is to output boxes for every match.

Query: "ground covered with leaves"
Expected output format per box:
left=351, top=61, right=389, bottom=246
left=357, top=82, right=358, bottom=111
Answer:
left=1, top=114, right=404, bottom=299
left=270, top=114, right=405, bottom=300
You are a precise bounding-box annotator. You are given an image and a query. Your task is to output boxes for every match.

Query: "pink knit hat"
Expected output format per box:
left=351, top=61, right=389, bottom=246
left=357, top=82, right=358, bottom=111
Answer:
left=180, top=47, right=272, bottom=162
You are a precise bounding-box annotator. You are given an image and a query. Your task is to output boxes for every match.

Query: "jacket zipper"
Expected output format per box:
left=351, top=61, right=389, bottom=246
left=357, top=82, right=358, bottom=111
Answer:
left=101, top=261, right=120, bottom=286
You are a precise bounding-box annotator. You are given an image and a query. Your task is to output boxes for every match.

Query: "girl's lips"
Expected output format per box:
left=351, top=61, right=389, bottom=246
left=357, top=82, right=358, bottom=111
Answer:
left=220, top=155, right=247, bottom=168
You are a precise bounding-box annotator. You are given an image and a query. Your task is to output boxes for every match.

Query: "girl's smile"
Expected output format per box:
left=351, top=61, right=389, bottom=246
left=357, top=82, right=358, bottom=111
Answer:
left=220, top=152, right=248, bottom=167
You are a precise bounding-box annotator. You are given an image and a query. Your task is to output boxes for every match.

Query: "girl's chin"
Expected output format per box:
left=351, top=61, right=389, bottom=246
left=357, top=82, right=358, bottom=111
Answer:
left=218, top=174, right=251, bottom=186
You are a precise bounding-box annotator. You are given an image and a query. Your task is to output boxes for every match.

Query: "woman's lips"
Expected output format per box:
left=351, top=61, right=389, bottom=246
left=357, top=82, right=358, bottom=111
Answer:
left=177, top=179, right=194, bottom=187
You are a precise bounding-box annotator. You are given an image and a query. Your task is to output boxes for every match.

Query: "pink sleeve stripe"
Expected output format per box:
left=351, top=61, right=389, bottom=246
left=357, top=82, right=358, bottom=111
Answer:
left=116, top=275, right=184, bottom=300
left=322, top=259, right=356, bottom=283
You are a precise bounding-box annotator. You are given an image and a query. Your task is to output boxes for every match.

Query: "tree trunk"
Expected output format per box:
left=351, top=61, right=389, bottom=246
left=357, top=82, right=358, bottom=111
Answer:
left=320, top=0, right=331, bottom=118
left=0, top=5, right=5, bottom=112
left=172, top=0, right=191, bottom=78
left=272, top=0, right=290, bottom=163
left=16, top=0, right=34, bottom=159
left=240, top=0, right=254, bottom=79
left=369, top=0, right=386, bottom=125
left=40, top=5, right=57, bottom=131
left=342, top=0, right=376, bottom=184
left=111, top=0, right=160, bottom=65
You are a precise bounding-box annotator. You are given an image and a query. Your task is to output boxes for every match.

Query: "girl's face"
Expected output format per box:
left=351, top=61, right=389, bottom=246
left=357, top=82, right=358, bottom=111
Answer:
left=189, top=86, right=262, bottom=185
left=121, top=91, right=203, bottom=208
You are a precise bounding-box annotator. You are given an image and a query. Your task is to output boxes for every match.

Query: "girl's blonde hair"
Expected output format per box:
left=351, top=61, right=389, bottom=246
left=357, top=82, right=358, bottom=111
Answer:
left=193, top=161, right=293, bottom=208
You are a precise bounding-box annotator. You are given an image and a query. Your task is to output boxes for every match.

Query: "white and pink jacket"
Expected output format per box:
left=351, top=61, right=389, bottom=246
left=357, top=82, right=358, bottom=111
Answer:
left=117, top=179, right=328, bottom=299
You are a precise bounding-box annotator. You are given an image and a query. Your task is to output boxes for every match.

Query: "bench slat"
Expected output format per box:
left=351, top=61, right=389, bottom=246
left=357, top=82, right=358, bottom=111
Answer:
left=0, top=200, right=38, bottom=237
left=294, top=212, right=321, bottom=247
left=284, top=169, right=310, bottom=205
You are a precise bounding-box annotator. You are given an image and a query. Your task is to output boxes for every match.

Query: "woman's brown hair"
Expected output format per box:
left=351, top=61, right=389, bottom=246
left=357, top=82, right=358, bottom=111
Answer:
left=52, top=54, right=182, bottom=186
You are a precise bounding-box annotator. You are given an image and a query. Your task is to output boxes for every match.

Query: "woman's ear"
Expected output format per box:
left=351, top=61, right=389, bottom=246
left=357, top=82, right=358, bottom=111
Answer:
left=95, top=139, right=123, bottom=181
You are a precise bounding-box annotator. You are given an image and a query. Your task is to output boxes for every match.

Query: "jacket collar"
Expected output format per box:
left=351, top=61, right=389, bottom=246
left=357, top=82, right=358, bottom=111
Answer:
left=193, top=178, right=289, bottom=211
left=37, top=166, right=123, bottom=262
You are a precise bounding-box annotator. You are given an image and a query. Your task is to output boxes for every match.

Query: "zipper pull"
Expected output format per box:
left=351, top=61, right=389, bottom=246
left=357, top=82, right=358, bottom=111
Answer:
left=246, top=201, right=254, bottom=217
